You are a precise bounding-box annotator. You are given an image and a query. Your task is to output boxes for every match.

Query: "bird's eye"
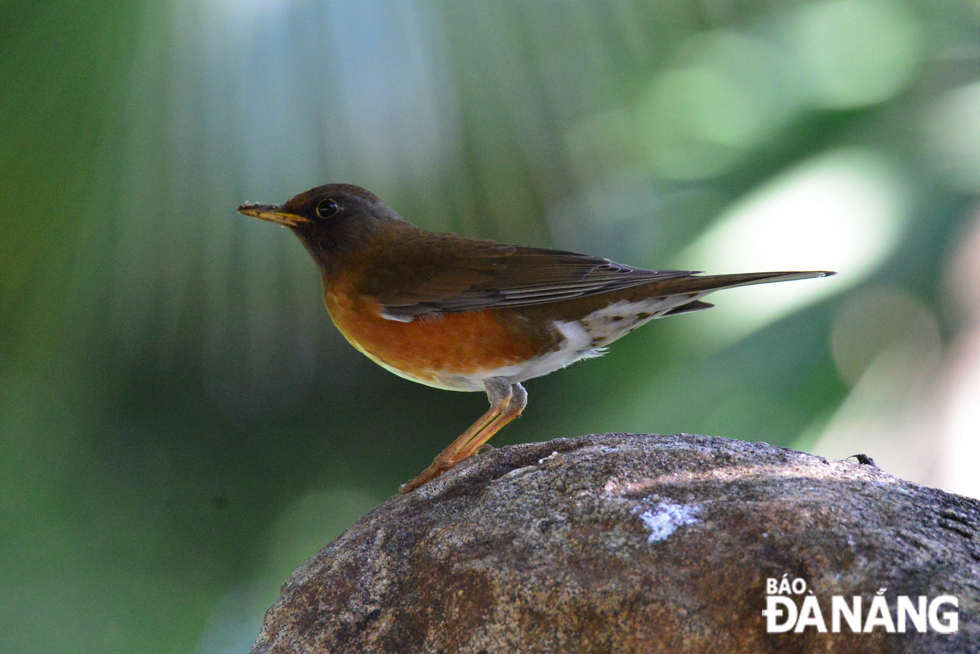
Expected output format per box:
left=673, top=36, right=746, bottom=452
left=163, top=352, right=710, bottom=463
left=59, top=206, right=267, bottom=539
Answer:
left=316, top=198, right=340, bottom=219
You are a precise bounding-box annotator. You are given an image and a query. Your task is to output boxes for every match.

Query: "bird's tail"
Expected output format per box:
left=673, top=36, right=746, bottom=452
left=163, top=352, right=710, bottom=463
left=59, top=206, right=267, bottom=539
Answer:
left=652, top=270, right=835, bottom=297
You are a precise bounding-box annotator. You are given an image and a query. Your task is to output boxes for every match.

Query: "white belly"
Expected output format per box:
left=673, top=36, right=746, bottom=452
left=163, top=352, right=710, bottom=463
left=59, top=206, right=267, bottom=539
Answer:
left=425, top=296, right=701, bottom=391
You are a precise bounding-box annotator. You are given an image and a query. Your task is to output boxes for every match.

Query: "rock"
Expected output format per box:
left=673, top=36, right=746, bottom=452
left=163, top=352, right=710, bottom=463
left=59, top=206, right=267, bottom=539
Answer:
left=251, top=433, right=979, bottom=653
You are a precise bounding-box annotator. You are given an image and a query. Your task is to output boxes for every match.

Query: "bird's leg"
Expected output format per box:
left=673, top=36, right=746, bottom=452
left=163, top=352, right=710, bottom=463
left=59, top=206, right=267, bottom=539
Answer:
left=452, top=382, right=526, bottom=462
left=399, top=379, right=524, bottom=494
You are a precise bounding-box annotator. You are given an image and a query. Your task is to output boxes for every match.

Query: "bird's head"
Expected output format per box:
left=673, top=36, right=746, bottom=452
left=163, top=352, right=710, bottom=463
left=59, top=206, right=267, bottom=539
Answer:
left=238, top=183, right=402, bottom=270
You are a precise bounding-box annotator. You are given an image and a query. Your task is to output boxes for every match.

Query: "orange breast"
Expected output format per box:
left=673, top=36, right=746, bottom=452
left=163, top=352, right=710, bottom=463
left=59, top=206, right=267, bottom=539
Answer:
left=323, top=275, right=544, bottom=391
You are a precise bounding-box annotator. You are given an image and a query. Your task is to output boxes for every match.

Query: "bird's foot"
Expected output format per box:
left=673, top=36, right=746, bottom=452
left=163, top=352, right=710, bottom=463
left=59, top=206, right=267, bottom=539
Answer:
left=399, top=456, right=458, bottom=494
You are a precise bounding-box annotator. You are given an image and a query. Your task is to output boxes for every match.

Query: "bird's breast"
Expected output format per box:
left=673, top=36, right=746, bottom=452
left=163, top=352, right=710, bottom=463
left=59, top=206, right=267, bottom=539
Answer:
left=322, top=274, right=553, bottom=391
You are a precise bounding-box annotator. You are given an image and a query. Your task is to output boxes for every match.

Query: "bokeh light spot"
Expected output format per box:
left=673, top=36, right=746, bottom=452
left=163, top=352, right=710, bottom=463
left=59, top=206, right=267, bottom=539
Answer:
left=810, top=291, right=943, bottom=485
left=791, top=0, right=923, bottom=109
left=673, top=148, right=911, bottom=347
left=920, top=80, right=980, bottom=194
left=638, top=31, right=798, bottom=181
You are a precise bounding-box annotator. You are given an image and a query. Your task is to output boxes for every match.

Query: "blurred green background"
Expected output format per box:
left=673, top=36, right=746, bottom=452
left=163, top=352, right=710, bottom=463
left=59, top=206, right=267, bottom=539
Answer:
left=2, top=0, right=978, bottom=651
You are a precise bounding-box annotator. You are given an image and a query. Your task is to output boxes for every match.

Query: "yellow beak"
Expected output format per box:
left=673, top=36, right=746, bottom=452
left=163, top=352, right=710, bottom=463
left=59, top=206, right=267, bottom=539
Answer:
left=237, top=203, right=311, bottom=227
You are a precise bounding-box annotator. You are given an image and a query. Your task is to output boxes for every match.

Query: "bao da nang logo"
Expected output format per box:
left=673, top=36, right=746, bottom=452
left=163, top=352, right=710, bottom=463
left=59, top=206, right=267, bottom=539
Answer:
left=762, top=575, right=959, bottom=634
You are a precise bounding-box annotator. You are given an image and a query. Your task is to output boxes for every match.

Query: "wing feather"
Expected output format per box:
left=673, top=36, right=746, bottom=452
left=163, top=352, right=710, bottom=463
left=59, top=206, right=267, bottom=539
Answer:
left=373, top=239, right=695, bottom=319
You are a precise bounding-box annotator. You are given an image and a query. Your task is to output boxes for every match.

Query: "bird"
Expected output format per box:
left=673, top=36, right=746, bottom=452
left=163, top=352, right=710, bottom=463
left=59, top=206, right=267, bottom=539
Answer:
left=238, top=184, right=833, bottom=493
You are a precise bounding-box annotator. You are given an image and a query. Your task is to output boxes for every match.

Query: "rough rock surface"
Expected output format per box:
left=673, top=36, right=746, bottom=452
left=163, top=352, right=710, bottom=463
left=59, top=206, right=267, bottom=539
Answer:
left=251, top=433, right=979, bottom=654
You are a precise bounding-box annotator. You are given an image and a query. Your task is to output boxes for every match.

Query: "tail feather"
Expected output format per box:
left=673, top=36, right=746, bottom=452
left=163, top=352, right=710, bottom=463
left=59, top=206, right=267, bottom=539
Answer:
left=661, top=300, right=715, bottom=317
left=651, top=270, right=835, bottom=296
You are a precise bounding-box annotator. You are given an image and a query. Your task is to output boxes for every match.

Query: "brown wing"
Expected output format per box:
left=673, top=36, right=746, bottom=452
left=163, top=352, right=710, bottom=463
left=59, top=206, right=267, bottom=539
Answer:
left=369, top=234, right=697, bottom=319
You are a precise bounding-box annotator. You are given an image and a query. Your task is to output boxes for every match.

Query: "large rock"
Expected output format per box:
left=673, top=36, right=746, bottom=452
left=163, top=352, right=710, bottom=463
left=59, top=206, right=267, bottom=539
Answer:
left=251, top=433, right=979, bottom=653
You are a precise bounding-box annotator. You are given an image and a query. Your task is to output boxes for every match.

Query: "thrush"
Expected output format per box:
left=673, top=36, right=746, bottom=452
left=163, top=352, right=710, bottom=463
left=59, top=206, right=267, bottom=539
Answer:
left=238, top=184, right=833, bottom=493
